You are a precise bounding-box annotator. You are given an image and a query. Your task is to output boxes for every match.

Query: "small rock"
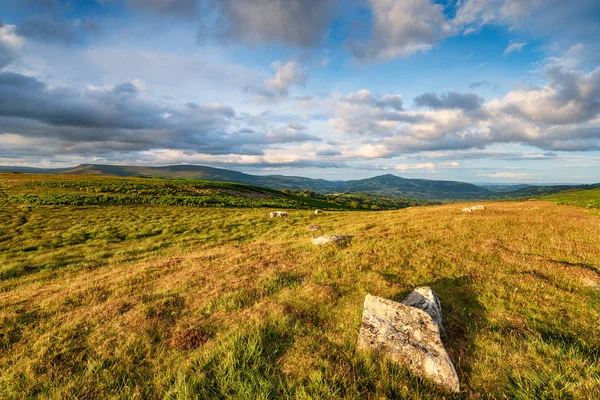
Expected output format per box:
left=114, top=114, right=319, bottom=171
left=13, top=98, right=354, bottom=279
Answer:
left=402, top=286, right=446, bottom=337
left=357, top=294, right=459, bottom=393
left=311, top=235, right=350, bottom=245
left=461, top=205, right=486, bottom=213
left=307, top=225, right=322, bottom=231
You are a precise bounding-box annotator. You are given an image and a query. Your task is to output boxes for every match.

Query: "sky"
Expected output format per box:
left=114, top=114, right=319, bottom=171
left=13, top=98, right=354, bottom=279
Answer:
left=1, top=0, right=600, bottom=183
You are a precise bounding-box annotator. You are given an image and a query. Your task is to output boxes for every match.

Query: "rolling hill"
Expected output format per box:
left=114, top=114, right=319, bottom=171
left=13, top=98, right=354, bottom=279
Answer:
left=2, top=163, right=598, bottom=200
left=0, top=164, right=490, bottom=199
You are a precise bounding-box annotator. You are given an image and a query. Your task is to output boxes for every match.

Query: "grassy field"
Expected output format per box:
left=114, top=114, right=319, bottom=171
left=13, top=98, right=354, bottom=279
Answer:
left=1, top=178, right=599, bottom=398
left=0, top=173, right=434, bottom=211
left=541, top=188, right=600, bottom=211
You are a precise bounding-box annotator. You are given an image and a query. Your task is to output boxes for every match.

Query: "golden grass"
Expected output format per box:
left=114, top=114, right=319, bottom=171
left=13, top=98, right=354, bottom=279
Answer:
left=1, top=201, right=599, bottom=398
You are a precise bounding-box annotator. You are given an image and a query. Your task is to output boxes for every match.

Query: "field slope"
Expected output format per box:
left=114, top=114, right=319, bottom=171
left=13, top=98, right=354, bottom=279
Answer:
left=0, top=173, right=433, bottom=211
left=0, top=185, right=599, bottom=398
left=0, top=164, right=492, bottom=199
left=541, top=187, right=600, bottom=210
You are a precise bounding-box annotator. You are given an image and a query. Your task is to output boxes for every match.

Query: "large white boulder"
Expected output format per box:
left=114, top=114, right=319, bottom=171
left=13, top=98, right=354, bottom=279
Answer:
left=357, top=294, right=459, bottom=393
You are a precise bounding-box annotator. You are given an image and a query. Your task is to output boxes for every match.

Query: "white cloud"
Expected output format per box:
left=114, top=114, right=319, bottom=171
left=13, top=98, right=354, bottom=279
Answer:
left=0, top=24, right=25, bottom=49
left=395, top=161, right=459, bottom=171
left=395, top=162, right=435, bottom=171
left=477, top=172, right=539, bottom=180
left=0, top=24, right=25, bottom=68
left=504, top=41, right=527, bottom=55
left=199, top=0, right=336, bottom=47
left=264, top=60, right=307, bottom=95
left=350, top=0, right=451, bottom=61
left=325, top=62, right=600, bottom=156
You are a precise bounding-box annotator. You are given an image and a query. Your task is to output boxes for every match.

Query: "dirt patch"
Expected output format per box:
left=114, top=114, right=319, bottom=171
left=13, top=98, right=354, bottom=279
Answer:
left=171, top=326, right=212, bottom=350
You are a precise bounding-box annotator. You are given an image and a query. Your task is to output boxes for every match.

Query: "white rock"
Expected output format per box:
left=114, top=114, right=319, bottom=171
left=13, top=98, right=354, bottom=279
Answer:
left=402, top=286, right=446, bottom=337
left=357, top=294, right=459, bottom=393
left=311, top=235, right=350, bottom=245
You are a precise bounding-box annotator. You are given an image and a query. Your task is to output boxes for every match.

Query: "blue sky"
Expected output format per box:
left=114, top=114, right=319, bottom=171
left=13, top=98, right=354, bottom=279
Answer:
left=1, top=0, right=600, bottom=183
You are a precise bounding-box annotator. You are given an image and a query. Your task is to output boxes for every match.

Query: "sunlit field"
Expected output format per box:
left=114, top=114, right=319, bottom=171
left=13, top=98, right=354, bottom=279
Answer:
left=1, top=176, right=599, bottom=399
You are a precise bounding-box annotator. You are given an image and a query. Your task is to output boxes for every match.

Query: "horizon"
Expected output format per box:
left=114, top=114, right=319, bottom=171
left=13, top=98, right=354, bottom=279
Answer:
left=1, top=1, right=600, bottom=184
left=1, top=162, right=597, bottom=186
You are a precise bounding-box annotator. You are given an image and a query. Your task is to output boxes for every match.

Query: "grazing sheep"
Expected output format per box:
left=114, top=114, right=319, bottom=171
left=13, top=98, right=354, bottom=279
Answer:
left=270, top=211, right=289, bottom=218
left=461, top=205, right=486, bottom=213
left=315, top=209, right=323, bottom=215
left=312, top=235, right=350, bottom=245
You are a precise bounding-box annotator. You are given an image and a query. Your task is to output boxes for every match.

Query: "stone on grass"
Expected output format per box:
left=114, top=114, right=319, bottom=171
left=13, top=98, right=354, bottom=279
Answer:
left=402, top=286, right=446, bottom=337
left=461, top=205, right=486, bottom=213
left=357, top=294, right=459, bottom=393
left=311, top=235, right=350, bottom=245
left=307, top=225, right=322, bottom=231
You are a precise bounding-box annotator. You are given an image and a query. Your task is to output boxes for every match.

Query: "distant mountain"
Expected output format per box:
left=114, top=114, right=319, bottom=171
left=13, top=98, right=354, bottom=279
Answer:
left=341, top=174, right=490, bottom=199
left=0, top=163, right=491, bottom=199
left=478, top=184, right=532, bottom=193
left=2, top=163, right=597, bottom=200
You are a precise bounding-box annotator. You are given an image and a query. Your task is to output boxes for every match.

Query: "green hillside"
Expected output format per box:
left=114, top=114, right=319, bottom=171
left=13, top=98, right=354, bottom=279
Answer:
left=541, top=187, right=600, bottom=209
left=0, top=164, right=491, bottom=199
left=0, top=173, right=433, bottom=211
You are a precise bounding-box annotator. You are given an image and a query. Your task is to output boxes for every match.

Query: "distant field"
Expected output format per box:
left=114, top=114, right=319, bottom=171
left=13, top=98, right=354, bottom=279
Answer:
left=541, top=188, right=600, bottom=210
left=0, top=173, right=433, bottom=211
left=1, top=177, right=599, bottom=398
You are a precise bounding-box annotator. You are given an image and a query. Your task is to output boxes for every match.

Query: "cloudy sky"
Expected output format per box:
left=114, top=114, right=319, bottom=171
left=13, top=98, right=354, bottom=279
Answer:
left=1, top=0, right=600, bottom=183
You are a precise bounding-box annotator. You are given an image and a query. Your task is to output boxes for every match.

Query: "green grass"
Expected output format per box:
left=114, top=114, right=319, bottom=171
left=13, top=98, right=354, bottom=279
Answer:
left=0, top=173, right=436, bottom=211
left=541, top=187, right=600, bottom=210
left=1, top=175, right=600, bottom=398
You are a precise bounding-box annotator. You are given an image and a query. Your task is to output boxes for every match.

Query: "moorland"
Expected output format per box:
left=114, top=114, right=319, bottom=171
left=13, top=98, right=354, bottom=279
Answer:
left=1, top=172, right=599, bottom=399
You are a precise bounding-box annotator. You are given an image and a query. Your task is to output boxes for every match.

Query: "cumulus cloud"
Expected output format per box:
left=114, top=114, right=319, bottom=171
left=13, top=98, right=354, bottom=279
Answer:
left=327, top=90, right=411, bottom=136
left=414, top=92, right=484, bottom=111
left=349, top=0, right=599, bottom=62
left=0, top=72, right=322, bottom=162
left=394, top=161, right=459, bottom=172
left=16, top=14, right=77, bottom=44
left=504, top=41, right=526, bottom=55
left=264, top=60, right=307, bottom=96
left=395, top=162, right=435, bottom=171
left=199, top=0, right=335, bottom=47
left=454, top=0, right=600, bottom=45
left=496, top=66, right=600, bottom=125
left=0, top=24, right=24, bottom=69
left=477, top=172, right=539, bottom=180
left=350, top=0, right=451, bottom=61
left=326, top=64, right=600, bottom=157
